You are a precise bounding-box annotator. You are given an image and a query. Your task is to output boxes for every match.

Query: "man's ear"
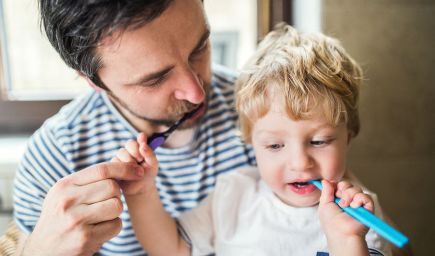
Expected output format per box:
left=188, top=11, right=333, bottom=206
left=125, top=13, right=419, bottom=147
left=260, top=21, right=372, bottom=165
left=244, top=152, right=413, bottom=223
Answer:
left=77, top=71, right=103, bottom=92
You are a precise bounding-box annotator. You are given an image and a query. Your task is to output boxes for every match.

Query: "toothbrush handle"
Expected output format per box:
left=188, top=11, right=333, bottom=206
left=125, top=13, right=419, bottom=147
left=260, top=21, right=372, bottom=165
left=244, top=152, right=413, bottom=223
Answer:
left=147, top=136, right=165, bottom=150
left=310, top=180, right=409, bottom=248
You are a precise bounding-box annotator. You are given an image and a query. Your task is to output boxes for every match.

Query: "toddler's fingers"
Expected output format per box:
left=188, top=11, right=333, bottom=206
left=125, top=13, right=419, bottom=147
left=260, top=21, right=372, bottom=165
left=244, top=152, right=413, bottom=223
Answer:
left=137, top=133, right=152, bottom=161
left=350, top=193, right=374, bottom=213
left=125, top=139, right=143, bottom=163
left=338, top=186, right=363, bottom=208
left=140, top=143, right=158, bottom=174
left=137, top=132, right=148, bottom=145
left=319, top=180, right=335, bottom=206
left=111, top=156, right=120, bottom=163
left=116, top=148, right=137, bottom=163
left=335, top=180, right=352, bottom=198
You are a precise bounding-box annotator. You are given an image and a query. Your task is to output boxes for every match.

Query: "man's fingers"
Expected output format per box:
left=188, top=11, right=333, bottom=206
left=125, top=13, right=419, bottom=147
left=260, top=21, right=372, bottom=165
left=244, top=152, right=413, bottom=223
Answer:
left=117, top=148, right=139, bottom=163
left=75, top=179, right=122, bottom=204
left=67, top=162, right=144, bottom=186
left=79, top=197, right=124, bottom=224
left=91, top=218, right=123, bottom=245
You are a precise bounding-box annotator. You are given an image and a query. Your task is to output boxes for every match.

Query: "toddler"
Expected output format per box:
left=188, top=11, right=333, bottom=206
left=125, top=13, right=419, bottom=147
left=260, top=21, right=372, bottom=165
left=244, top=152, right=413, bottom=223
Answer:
left=113, top=23, right=391, bottom=256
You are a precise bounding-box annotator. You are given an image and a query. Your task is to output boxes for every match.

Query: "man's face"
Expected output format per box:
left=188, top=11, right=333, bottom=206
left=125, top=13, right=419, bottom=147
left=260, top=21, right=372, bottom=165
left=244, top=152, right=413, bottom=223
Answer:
left=96, top=0, right=211, bottom=129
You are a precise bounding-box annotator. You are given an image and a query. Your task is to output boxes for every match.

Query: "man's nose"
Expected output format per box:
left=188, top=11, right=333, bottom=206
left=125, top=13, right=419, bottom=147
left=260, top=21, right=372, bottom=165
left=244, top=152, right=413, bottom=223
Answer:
left=173, top=67, right=205, bottom=104
left=287, top=146, right=313, bottom=172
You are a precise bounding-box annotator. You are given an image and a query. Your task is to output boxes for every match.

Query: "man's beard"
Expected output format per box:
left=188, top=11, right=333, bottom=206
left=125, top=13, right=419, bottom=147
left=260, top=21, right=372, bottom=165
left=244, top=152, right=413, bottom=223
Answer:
left=108, top=87, right=209, bottom=128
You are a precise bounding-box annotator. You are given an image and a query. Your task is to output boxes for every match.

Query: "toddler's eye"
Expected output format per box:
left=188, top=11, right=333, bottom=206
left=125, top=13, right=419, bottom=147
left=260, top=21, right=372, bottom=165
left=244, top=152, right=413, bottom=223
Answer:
left=311, top=140, right=326, bottom=146
left=310, top=139, right=334, bottom=147
left=266, top=144, right=284, bottom=150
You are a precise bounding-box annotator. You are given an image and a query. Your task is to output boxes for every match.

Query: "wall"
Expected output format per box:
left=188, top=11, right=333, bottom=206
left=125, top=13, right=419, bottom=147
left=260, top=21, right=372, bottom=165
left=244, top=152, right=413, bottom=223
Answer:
left=322, top=1, right=435, bottom=255
left=0, top=100, right=67, bottom=133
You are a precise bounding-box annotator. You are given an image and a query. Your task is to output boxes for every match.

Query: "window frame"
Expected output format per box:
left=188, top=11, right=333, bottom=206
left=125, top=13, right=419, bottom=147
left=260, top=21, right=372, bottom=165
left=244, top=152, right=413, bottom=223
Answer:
left=0, top=16, right=69, bottom=133
left=257, top=0, right=292, bottom=41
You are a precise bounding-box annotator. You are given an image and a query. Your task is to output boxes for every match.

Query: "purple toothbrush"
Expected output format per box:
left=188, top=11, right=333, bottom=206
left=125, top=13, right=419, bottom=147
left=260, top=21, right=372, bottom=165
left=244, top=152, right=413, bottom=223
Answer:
left=147, top=104, right=203, bottom=150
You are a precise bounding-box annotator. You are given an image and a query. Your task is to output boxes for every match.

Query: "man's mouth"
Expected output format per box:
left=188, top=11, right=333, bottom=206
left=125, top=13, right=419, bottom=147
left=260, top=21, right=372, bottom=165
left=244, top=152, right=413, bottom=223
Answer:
left=190, top=103, right=204, bottom=116
left=184, top=103, right=206, bottom=122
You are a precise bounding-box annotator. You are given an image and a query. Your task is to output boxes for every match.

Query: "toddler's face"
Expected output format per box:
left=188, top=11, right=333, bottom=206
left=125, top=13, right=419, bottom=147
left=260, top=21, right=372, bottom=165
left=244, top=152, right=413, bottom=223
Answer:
left=251, top=102, right=350, bottom=207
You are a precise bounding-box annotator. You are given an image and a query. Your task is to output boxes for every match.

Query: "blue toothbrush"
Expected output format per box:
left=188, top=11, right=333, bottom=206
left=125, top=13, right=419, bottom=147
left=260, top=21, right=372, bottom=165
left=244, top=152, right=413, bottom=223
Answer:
left=309, top=180, right=409, bottom=248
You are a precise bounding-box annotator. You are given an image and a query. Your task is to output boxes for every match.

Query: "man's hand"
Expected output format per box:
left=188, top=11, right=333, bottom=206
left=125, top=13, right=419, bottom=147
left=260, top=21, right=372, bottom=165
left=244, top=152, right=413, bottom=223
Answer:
left=22, top=162, right=145, bottom=256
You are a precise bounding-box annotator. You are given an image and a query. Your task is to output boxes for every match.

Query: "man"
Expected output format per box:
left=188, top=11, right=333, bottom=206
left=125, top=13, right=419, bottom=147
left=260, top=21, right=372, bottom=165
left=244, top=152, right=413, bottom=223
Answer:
left=13, top=0, right=255, bottom=255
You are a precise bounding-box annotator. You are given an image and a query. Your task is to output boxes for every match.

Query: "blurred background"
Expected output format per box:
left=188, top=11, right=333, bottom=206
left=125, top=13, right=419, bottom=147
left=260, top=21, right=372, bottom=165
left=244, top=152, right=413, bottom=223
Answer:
left=0, top=0, right=433, bottom=255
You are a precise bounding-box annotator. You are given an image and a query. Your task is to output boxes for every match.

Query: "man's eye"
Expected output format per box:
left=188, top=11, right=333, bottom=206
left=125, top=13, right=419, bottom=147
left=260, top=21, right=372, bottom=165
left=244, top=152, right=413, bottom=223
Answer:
left=192, top=41, right=208, bottom=56
left=143, top=75, right=168, bottom=88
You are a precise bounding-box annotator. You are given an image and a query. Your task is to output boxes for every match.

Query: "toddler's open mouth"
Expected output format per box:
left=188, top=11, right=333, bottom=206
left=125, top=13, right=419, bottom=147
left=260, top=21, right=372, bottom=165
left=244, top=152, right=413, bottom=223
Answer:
left=287, top=181, right=316, bottom=194
left=291, top=181, right=309, bottom=187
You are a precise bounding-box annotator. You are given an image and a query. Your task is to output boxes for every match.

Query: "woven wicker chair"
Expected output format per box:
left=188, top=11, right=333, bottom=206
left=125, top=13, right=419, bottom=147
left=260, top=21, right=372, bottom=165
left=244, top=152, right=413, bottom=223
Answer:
left=0, top=222, right=19, bottom=256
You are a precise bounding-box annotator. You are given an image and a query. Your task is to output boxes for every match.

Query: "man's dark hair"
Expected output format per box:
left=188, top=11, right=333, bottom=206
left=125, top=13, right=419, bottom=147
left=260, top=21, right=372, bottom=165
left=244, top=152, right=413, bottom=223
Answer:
left=39, top=0, right=174, bottom=89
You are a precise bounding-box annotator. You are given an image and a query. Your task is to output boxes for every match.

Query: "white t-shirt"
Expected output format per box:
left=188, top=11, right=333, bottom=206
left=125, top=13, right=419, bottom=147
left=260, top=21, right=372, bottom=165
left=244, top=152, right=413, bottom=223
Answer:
left=178, top=167, right=391, bottom=256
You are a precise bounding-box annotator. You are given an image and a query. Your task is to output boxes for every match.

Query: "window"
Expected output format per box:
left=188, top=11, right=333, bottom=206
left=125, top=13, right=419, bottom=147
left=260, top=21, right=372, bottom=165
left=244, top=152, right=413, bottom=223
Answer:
left=0, top=0, right=87, bottom=101
left=205, top=0, right=258, bottom=69
left=0, top=0, right=288, bottom=133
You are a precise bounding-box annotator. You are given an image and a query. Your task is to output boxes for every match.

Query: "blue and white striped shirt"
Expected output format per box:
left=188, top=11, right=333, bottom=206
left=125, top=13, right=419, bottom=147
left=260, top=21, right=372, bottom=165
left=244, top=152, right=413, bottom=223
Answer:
left=13, top=65, right=256, bottom=255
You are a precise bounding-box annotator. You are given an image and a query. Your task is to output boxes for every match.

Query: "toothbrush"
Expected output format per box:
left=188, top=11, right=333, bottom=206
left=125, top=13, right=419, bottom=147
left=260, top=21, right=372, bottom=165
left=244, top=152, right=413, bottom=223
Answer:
left=147, top=104, right=202, bottom=150
left=309, top=180, right=409, bottom=248
left=138, top=105, right=202, bottom=165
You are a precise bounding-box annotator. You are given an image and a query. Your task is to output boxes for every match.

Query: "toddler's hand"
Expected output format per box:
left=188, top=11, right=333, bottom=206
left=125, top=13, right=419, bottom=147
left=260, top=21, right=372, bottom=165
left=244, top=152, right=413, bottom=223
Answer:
left=319, top=180, right=374, bottom=240
left=111, top=133, right=158, bottom=196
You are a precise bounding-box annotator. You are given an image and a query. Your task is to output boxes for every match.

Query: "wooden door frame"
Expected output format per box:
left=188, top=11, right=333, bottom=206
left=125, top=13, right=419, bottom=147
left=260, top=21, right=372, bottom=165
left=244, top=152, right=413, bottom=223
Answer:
left=257, top=0, right=292, bottom=41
